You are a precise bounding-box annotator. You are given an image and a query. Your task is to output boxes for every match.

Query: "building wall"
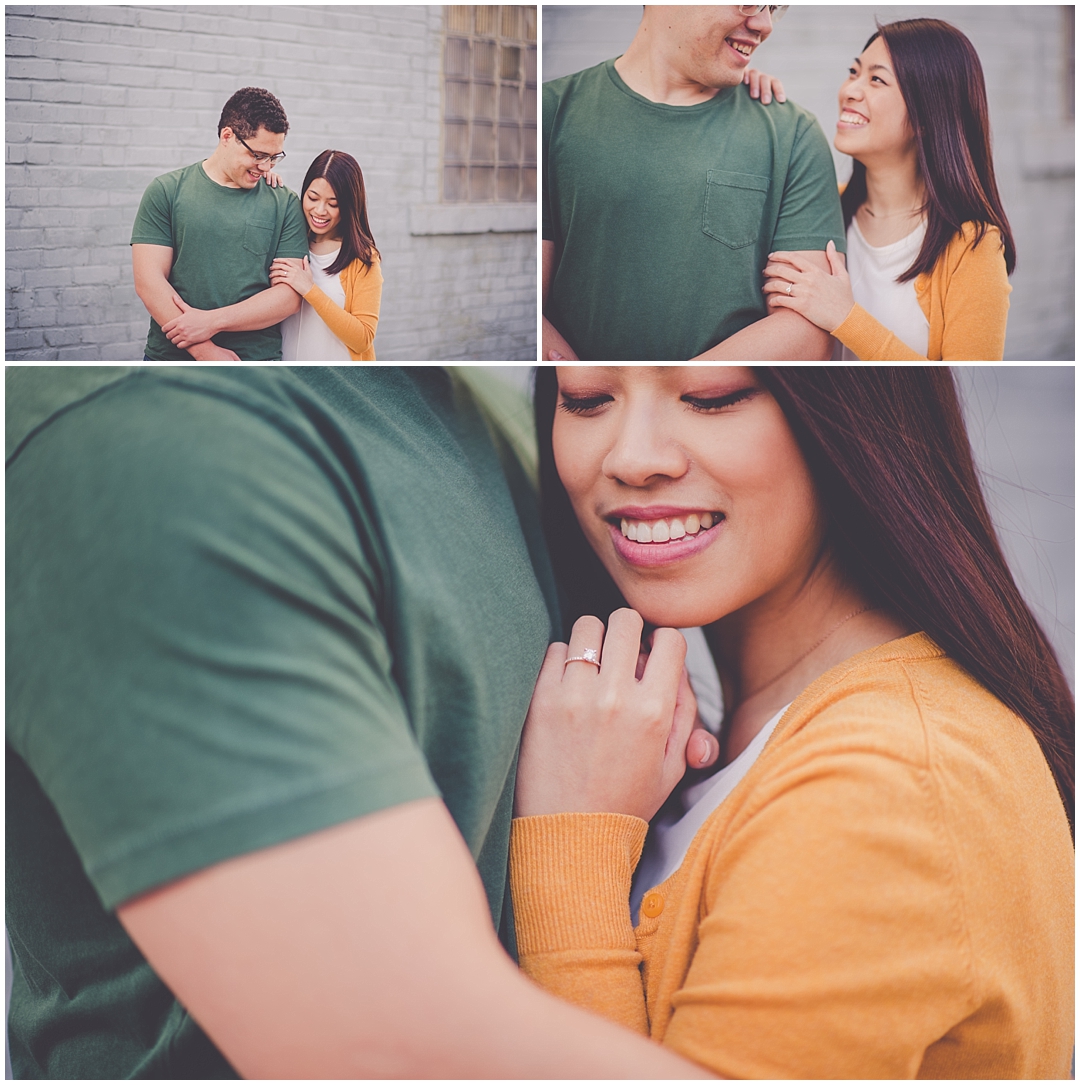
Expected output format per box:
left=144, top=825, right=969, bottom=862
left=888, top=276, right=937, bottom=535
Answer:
left=6, top=5, right=537, bottom=361
left=542, top=5, right=1075, bottom=361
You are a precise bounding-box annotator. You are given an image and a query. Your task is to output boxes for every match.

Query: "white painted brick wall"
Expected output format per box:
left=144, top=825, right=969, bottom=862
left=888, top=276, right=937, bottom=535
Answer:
left=543, top=5, right=1074, bottom=361
left=6, top=5, right=537, bottom=361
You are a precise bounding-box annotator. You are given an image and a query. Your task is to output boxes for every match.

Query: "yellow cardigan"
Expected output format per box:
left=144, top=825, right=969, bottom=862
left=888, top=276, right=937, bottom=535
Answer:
left=510, top=634, right=1074, bottom=1079
left=833, top=222, right=1011, bottom=360
left=300, top=255, right=382, bottom=361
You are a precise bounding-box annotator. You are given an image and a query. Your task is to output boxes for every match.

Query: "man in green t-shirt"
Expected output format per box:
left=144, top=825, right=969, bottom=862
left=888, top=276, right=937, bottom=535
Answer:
left=131, top=87, right=309, bottom=361
left=543, top=5, right=845, bottom=361
left=6, top=366, right=708, bottom=1079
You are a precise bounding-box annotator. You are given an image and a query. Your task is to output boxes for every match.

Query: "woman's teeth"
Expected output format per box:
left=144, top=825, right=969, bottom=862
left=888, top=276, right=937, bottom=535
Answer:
left=840, top=111, right=867, bottom=125
left=620, top=512, right=718, bottom=543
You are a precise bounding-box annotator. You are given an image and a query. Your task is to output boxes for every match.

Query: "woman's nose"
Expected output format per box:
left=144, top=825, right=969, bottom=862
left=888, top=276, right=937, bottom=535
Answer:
left=601, top=417, right=689, bottom=487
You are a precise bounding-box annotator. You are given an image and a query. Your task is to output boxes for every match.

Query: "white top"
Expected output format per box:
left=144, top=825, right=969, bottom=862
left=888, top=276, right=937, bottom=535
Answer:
left=837, top=218, right=929, bottom=361
left=629, top=698, right=791, bottom=925
left=280, top=248, right=352, bottom=362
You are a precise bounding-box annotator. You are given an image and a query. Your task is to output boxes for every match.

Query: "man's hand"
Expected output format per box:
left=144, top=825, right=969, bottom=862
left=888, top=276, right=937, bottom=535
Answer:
left=187, top=341, right=241, bottom=361
left=542, top=240, right=580, bottom=360
left=162, top=296, right=222, bottom=352
left=542, top=316, right=580, bottom=361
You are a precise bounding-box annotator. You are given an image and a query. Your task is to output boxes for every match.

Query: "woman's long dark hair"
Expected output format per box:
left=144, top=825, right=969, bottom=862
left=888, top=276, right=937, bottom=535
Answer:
left=535, top=367, right=1074, bottom=830
left=840, top=19, right=1017, bottom=281
left=301, top=149, right=379, bottom=277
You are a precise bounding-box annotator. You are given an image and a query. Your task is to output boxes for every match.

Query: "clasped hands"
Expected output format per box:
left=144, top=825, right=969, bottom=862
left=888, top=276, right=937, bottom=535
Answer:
left=763, top=239, right=855, bottom=333
left=514, top=609, right=719, bottom=822
left=161, top=255, right=309, bottom=357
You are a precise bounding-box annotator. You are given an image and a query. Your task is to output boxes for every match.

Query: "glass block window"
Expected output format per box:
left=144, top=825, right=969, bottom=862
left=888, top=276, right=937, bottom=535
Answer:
left=443, top=5, right=537, bottom=202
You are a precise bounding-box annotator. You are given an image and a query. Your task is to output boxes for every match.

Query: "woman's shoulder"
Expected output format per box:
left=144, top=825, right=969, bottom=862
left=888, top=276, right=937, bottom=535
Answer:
left=940, top=221, right=1006, bottom=269
left=774, top=633, right=1029, bottom=769
left=915, top=222, right=1007, bottom=295
left=342, top=254, right=383, bottom=284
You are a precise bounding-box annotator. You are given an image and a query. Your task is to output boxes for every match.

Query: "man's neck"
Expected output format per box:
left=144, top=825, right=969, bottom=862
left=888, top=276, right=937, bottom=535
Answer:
left=613, top=40, right=722, bottom=106
left=202, top=149, right=240, bottom=189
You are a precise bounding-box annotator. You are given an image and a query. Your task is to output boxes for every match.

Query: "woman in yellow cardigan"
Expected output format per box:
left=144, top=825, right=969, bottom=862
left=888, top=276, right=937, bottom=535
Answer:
left=512, top=367, right=1073, bottom=1078
left=269, top=149, right=382, bottom=360
left=762, top=19, right=1014, bottom=360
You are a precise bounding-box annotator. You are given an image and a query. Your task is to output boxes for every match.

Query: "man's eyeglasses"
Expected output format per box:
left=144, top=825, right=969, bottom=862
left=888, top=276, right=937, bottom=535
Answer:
left=234, top=131, right=286, bottom=167
left=738, top=5, right=789, bottom=20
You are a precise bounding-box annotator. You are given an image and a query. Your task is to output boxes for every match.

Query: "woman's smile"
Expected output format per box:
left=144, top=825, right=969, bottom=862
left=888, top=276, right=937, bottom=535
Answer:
left=837, top=108, right=868, bottom=129
left=607, top=507, right=724, bottom=567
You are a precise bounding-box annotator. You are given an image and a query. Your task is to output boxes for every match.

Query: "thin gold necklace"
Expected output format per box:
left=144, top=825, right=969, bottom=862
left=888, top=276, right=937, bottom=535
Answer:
left=742, top=606, right=877, bottom=701
left=862, top=203, right=922, bottom=219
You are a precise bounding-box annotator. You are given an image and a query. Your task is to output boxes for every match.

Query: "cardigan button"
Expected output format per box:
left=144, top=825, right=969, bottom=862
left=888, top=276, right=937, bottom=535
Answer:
left=641, top=890, right=665, bottom=918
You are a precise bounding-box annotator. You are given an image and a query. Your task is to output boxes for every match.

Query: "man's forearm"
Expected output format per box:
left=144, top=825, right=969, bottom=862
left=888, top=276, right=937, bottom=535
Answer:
left=691, top=309, right=832, bottom=361
left=135, top=272, right=185, bottom=333
left=208, top=283, right=302, bottom=335
left=118, top=799, right=714, bottom=1079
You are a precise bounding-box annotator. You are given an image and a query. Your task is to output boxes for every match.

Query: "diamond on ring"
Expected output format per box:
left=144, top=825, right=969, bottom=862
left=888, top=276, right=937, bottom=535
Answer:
left=564, top=646, right=601, bottom=668
left=786, top=282, right=793, bottom=295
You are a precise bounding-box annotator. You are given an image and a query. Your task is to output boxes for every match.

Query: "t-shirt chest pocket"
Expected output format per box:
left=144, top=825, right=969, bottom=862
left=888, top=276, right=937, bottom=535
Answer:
left=243, top=219, right=275, bottom=257
left=702, top=169, right=770, bottom=249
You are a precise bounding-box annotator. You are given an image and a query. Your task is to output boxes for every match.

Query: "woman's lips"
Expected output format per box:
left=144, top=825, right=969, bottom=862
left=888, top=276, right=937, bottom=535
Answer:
left=607, top=515, right=724, bottom=568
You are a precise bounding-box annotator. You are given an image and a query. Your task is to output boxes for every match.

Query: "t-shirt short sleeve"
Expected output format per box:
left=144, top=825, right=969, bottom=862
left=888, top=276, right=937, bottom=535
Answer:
left=275, top=189, right=311, bottom=259
left=130, top=175, right=175, bottom=248
left=6, top=374, right=439, bottom=911
left=768, top=114, right=847, bottom=254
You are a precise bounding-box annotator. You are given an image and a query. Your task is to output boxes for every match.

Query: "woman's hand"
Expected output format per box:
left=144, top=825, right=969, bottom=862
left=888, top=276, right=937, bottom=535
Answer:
left=743, top=67, right=786, bottom=104
left=269, top=256, right=314, bottom=297
left=763, top=240, right=855, bottom=332
left=262, top=170, right=284, bottom=188
left=514, top=610, right=716, bottom=822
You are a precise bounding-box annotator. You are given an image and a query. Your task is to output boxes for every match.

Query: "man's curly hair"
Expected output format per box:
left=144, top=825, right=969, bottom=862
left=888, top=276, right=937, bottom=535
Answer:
left=217, top=87, right=289, bottom=140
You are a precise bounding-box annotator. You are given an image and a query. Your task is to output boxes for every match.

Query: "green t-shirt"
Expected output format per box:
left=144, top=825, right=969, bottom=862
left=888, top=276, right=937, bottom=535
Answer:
left=6, top=366, right=558, bottom=1078
left=130, top=163, right=309, bottom=360
left=542, top=60, right=846, bottom=361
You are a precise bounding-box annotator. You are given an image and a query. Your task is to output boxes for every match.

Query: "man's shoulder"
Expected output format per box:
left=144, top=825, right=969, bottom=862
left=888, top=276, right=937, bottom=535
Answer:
left=725, top=92, right=822, bottom=137
left=543, top=59, right=611, bottom=102
left=261, top=181, right=302, bottom=208
left=6, top=366, right=310, bottom=468
left=142, top=161, right=204, bottom=197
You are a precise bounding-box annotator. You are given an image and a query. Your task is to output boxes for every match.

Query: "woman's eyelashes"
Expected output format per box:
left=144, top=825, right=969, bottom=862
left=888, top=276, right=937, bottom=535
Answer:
left=558, top=387, right=760, bottom=416
left=682, top=387, right=759, bottom=413
left=557, top=393, right=612, bottom=415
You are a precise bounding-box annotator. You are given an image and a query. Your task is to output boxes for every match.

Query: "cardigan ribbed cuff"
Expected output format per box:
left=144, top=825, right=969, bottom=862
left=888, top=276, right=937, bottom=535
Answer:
left=833, top=303, right=925, bottom=361
left=510, top=812, right=648, bottom=957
